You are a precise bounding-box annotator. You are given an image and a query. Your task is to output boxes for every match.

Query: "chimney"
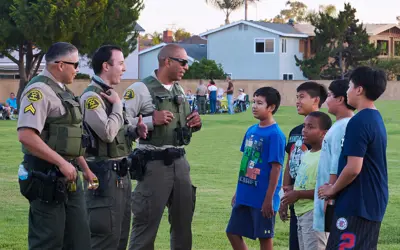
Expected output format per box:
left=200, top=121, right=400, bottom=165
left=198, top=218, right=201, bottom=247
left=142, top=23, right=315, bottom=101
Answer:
left=397, top=16, right=400, bottom=25
left=288, top=18, right=295, bottom=26
left=163, top=30, right=173, bottom=43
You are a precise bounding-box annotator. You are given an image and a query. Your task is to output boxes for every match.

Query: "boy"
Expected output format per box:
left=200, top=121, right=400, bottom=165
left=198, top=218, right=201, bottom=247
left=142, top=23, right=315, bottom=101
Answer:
left=226, top=87, right=286, bottom=250
left=319, top=66, right=388, bottom=249
left=313, top=79, right=355, bottom=248
left=281, top=111, right=332, bottom=250
left=280, top=82, right=328, bottom=250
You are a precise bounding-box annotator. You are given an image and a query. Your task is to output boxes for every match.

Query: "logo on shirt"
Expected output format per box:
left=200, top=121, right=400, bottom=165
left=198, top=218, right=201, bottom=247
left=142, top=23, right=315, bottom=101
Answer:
left=123, top=89, right=135, bottom=100
left=288, top=138, right=308, bottom=179
left=238, top=135, right=263, bottom=187
left=26, top=89, right=43, bottom=102
left=336, top=217, right=348, bottom=230
left=24, top=103, right=36, bottom=115
left=86, top=96, right=101, bottom=110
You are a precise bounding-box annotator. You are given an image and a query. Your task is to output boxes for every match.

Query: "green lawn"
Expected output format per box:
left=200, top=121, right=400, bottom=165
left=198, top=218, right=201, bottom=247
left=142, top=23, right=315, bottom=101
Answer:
left=1, top=101, right=400, bottom=250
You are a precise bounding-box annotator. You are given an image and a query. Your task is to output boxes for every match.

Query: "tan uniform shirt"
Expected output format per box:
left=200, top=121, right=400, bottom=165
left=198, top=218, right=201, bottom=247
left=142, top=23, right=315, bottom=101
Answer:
left=196, top=84, right=207, bottom=96
left=80, top=81, right=124, bottom=144
left=17, top=69, right=66, bottom=133
left=123, top=71, right=186, bottom=150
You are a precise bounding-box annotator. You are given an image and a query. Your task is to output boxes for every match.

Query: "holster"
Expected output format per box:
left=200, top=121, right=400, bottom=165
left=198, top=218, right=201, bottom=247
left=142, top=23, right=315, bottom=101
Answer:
left=19, top=155, right=69, bottom=204
left=128, top=149, right=147, bottom=181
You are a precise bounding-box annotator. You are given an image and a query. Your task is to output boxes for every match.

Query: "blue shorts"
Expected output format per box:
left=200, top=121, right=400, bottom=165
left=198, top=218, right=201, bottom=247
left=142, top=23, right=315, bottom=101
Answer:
left=226, top=204, right=276, bottom=240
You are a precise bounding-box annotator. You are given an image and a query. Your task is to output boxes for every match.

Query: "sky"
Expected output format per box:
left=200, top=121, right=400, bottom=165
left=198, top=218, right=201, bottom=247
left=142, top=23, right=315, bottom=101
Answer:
left=137, top=0, right=400, bottom=35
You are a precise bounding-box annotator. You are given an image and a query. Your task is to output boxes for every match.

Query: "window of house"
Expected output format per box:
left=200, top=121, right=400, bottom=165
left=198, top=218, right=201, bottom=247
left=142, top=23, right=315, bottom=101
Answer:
left=395, top=41, right=400, bottom=56
left=282, top=39, right=287, bottom=53
left=283, top=74, right=294, bottom=80
left=255, top=38, right=275, bottom=53
left=377, top=40, right=389, bottom=56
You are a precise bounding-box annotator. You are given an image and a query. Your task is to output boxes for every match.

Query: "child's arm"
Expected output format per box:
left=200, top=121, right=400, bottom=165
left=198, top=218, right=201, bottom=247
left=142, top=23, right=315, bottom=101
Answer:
left=282, top=155, right=292, bottom=191
left=281, top=189, right=314, bottom=206
left=262, top=162, right=282, bottom=218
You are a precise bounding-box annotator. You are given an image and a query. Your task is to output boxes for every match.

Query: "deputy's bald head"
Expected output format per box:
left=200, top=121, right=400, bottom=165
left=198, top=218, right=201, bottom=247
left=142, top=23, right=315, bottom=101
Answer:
left=157, top=44, right=187, bottom=65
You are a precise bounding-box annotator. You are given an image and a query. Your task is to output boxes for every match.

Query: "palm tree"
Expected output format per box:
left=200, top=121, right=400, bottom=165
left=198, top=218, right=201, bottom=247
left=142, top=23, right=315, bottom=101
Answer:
left=205, top=0, right=260, bottom=24
left=206, top=0, right=243, bottom=24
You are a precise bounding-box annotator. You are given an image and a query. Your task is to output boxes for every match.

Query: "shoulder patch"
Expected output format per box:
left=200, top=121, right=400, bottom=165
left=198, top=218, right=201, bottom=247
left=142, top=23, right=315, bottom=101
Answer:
left=26, top=89, right=43, bottom=102
left=85, top=96, right=101, bottom=110
left=24, top=103, right=36, bottom=115
left=124, top=89, right=135, bottom=100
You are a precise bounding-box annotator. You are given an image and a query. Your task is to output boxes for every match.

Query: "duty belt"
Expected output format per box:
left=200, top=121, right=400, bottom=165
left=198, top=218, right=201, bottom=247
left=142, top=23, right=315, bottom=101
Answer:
left=144, top=148, right=186, bottom=166
left=88, top=158, right=129, bottom=177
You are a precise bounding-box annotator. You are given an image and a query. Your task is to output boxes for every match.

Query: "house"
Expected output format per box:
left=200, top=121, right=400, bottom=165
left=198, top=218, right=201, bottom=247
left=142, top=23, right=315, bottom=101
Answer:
left=294, top=22, right=400, bottom=59
left=0, top=23, right=145, bottom=80
left=138, top=42, right=207, bottom=79
left=199, top=20, right=309, bottom=80
left=79, top=23, right=145, bottom=79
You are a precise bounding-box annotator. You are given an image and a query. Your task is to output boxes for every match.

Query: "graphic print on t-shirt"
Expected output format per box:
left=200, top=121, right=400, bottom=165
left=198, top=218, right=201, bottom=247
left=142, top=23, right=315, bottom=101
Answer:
left=239, top=135, right=264, bottom=187
left=288, top=137, right=308, bottom=179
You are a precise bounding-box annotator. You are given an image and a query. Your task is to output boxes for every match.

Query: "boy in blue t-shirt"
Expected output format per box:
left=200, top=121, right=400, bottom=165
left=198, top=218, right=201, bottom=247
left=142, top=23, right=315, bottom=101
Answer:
left=319, top=66, right=388, bottom=249
left=226, top=87, right=286, bottom=250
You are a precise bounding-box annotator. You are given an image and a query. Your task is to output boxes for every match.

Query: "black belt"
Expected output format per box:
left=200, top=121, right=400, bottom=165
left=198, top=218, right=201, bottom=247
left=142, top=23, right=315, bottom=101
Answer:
left=143, top=148, right=185, bottom=165
left=88, top=158, right=129, bottom=177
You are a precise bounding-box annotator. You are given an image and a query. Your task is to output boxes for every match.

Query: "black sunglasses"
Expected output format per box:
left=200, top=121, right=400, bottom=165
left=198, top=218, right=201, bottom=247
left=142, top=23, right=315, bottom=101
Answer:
left=55, top=61, right=79, bottom=69
left=169, top=57, right=188, bottom=67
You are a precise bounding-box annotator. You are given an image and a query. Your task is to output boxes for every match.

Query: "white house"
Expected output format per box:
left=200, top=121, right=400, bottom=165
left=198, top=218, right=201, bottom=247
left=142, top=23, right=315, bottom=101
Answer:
left=138, top=42, right=207, bottom=79
left=199, top=20, right=309, bottom=80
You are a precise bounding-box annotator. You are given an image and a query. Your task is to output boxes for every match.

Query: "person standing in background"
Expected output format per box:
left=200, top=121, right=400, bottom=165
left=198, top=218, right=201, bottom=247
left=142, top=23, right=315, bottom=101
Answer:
left=196, top=80, right=207, bottom=115
left=225, top=76, right=234, bottom=114
left=208, top=80, right=218, bottom=114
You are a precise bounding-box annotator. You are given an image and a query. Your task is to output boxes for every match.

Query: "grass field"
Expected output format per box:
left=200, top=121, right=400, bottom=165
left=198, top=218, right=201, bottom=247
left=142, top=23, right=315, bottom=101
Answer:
left=1, top=101, right=400, bottom=250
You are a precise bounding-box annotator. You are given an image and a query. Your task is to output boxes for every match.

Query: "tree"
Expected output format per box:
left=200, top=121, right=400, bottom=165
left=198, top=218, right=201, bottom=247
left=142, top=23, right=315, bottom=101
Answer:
left=183, top=58, right=226, bottom=80
left=270, top=1, right=308, bottom=23
left=0, top=0, right=144, bottom=107
left=205, top=0, right=243, bottom=25
left=174, top=28, right=192, bottom=42
left=150, top=32, right=162, bottom=45
left=305, top=4, right=337, bottom=23
left=295, top=3, right=379, bottom=80
left=205, top=0, right=259, bottom=25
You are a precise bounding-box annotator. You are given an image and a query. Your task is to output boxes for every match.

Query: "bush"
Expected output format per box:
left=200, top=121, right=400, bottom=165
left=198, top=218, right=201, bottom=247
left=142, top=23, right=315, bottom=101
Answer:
left=183, top=58, right=226, bottom=80
left=75, top=73, right=91, bottom=79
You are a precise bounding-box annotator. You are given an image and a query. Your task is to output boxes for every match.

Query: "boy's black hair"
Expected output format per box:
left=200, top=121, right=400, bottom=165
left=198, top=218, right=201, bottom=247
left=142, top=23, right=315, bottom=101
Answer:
left=253, top=87, right=281, bottom=114
left=307, top=111, right=332, bottom=131
left=297, top=81, right=328, bottom=108
left=92, top=45, right=123, bottom=75
left=349, top=66, right=387, bottom=101
left=329, top=79, right=356, bottom=111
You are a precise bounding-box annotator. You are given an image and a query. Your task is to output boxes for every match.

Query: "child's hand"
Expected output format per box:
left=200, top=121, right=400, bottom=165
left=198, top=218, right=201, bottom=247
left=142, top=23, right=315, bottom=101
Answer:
left=279, top=203, right=289, bottom=222
left=231, top=194, right=236, bottom=207
left=281, top=190, right=299, bottom=206
left=261, top=200, right=274, bottom=218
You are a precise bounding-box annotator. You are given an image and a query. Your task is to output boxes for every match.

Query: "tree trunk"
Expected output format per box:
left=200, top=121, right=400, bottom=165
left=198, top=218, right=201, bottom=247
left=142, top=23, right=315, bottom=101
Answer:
left=225, top=14, right=230, bottom=24
left=245, top=0, right=248, bottom=20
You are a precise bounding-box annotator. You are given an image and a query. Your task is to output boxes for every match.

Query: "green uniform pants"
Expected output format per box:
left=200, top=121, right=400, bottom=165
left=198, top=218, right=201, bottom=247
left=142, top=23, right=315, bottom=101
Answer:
left=28, top=174, right=91, bottom=250
left=196, top=96, right=206, bottom=115
left=129, top=156, right=197, bottom=250
left=85, top=169, right=132, bottom=250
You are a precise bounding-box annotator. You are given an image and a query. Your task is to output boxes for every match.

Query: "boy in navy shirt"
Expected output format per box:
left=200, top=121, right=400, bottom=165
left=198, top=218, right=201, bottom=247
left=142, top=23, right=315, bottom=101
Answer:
left=226, top=87, right=286, bottom=250
left=319, top=66, right=388, bottom=249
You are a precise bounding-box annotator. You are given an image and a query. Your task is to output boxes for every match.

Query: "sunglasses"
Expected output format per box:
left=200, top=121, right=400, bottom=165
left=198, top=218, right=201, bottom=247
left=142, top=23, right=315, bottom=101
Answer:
left=55, top=61, right=79, bottom=69
left=169, top=57, right=188, bottom=67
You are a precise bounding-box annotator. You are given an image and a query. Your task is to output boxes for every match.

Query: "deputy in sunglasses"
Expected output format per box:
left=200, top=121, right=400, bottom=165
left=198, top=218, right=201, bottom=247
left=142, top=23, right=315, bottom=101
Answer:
left=17, top=42, right=95, bottom=249
left=79, top=45, right=148, bottom=250
left=123, top=44, right=202, bottom=250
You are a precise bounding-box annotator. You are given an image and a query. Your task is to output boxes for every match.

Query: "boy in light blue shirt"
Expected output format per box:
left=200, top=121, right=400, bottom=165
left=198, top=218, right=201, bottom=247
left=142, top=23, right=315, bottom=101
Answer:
left=313, top=80, right=354, bottom=247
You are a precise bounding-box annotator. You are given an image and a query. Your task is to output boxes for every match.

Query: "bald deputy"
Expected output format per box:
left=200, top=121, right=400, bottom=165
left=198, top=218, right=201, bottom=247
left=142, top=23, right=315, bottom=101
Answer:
left=17, top=42, right=96, bottom=249
left=123, top=44, right=202, bottom=250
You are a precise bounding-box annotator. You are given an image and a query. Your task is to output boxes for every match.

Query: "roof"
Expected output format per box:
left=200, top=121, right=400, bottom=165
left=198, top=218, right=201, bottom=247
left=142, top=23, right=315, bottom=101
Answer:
left=199, top=20, right=308, bottom=38
left=180, top=35, right=208, bottom=44
left=139, top=43, right=207, bottom=62
left=294, top=23, right=400, bottom=36
left=134, top=23, right=145, bottom=32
